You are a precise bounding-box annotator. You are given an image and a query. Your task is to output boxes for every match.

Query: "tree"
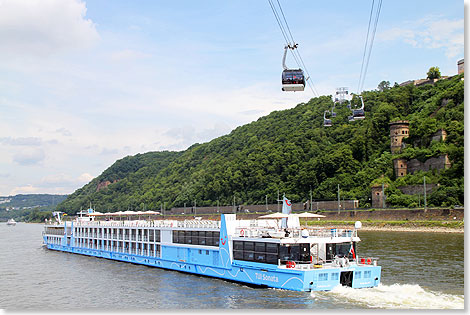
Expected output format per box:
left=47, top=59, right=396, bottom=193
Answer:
left=377, top=80, right=390, bottom=91
left=427, top=66, right=441, bottom=80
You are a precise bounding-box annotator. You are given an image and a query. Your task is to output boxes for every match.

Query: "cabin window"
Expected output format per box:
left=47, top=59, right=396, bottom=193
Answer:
left=364, top=270, right=371, bottom=278
left=232, top=241, right=279, bottom=265
left=331, top=273, right=339, bottom=281
left=319, top=273, right=328, bottom=281
left=244, top=242, right=254, bottom=251
left=326, top=242, right=356, bottom=261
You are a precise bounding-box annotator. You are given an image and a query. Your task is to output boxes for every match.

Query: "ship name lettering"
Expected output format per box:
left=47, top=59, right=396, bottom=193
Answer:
left=255, top=272, right=278, bottom=283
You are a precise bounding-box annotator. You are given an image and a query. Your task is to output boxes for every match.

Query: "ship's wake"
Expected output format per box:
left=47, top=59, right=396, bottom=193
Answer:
left=313, top=283, right=464, bottom=309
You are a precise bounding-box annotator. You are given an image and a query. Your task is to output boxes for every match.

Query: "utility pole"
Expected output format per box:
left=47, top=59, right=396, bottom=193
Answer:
left=337, top=184, right=340, bottom=214
left=382, top=181, right=385, bottom=209
left=277, top=190, right=280, bottom=212
left=184, top=202, right=186, bottom=214
left=217, top=199, right=219, bottom=213
left=423, top=176, right=427, bottom=212
left=194, top=200, right=197, bottom=215
left=266, top=195, right=268, bottom=211
left=310, top=186, right=312, bottom=211
left=233, top=196, right=236, bottom=213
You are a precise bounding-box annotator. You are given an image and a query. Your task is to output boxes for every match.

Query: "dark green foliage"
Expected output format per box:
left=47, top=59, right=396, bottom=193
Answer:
left=56, top=74, right=464, bottom=213
left=427, top=66, right=441, bottom=80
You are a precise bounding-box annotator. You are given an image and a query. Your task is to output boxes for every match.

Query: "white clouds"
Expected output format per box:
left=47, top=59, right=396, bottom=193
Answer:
left=0, top=0, right=99, bottom=56
left=10, top=185, right=39, bottom=195
left=110, top=49, right=151, bottom=62
left=162, top=123, right=232, bottom=150
left=77, top=173, right=94, bottom=183
left=12, top=148, right=46, bottom=166
left=8, top=172, right=94, bottom=195
left=379, top=17, right=464, bottom=58
left=56, top=128, right=72, bottom=137
left=0, top=137, right=42, bottom=146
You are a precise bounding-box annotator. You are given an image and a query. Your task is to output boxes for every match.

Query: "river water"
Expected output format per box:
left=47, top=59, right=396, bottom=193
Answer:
left=0, top=223, right=464, bottom=310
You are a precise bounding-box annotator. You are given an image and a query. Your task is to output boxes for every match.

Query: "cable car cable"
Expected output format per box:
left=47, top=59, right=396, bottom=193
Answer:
left=359, top=0, right=382, bottom=92
left=274, top=0, right=318, bottom=96
left=357, top=0, right=375, bottom=94
left=357, top=0, right=383, bottom=93
left=269, top=0, right=318, bottom=96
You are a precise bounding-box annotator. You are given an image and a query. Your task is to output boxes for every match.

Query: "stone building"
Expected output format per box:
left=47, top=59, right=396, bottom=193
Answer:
left=371, top=184, right=388, bottom=208
left=389, top=120, right=409, bottom=154
left=458, top=59, right=464, bottom=74
left=393, top=158, right=408, bottom=177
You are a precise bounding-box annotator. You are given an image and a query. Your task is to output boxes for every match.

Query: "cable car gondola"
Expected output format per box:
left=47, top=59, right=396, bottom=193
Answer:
left=281, top=44, right=305, bottom=92
left=349, top=95, right=366, bottom=121
left=323, top=110, right=332, bottom=127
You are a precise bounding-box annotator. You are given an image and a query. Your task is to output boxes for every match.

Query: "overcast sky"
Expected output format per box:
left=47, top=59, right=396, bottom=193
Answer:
left=0, top=0, right=465, bottom=196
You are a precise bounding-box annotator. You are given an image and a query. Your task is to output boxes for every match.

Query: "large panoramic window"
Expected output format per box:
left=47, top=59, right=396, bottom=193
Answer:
left=172, top=230, right=219, bottom=247
left=233, top=241, right=279, bottom=264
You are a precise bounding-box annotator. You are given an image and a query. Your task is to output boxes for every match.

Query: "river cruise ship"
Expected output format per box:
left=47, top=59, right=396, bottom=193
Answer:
left=43, top=199, right=381, bottom=292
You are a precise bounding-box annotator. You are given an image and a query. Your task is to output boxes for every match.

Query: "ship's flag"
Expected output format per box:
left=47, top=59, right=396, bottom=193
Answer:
left=281, top=195, right=292, bottom=229
left=349, top=243, right=356, bottom=259
left=281, top=195, right=292, bottom=214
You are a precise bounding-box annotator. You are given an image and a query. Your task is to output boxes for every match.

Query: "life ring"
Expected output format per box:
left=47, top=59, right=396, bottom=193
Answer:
left=367, top=258, right=372, bottom=265
left=286, top=261, right=296, bottom=268
left=240, top=229, right=245, bottom=237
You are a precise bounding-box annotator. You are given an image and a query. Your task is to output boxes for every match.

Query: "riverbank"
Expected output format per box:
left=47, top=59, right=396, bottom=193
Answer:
left=304, top=219, right=464, bottom=233
left=324, top=224, right=464, bottom=233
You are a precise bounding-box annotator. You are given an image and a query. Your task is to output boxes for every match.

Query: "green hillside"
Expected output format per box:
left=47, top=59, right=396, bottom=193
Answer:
left=57, top=74, right=464, bottom=214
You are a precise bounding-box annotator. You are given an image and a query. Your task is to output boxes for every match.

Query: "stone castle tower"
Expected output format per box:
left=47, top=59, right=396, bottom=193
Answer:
left=393, top=158, right=407, bottom=177
left=389, top=120, right=409, bottom=154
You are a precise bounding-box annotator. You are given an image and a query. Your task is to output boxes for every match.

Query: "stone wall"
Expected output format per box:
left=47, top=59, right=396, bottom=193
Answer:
left=397, top=184, right=438, bottom=195
left=407, top=154, right=451, bottom=174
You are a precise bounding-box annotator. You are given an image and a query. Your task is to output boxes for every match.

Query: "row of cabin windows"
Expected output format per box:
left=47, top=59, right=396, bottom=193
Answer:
left=232, top=241, right=311, bottom=265
left=76, top=238, right=161, bottom=254
left=173, top=231, right=220, bottom=246
left=75, top=227, right=161, bottom=242
left=45, top=228, right=64, bottom=235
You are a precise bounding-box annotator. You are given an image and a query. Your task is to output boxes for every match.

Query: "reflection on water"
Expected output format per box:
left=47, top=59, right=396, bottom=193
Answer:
left=0, top=223, right=464, bottom=310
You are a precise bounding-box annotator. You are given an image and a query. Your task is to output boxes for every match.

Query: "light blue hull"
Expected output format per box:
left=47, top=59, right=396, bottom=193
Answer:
left=45, top=243, right=381, bottom=291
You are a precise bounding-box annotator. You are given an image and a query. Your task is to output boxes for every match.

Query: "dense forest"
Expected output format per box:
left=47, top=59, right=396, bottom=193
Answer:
left=56, top=73, right=464, bottom=214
